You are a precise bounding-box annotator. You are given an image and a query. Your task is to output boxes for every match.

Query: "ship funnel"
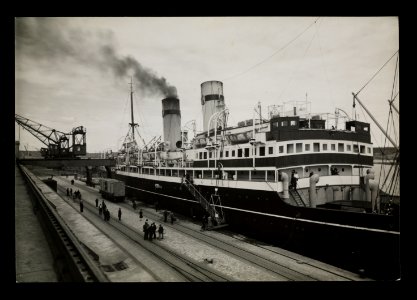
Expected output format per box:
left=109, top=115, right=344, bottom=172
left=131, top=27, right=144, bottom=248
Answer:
left=201, top=80, right=226, bottom=132
left=162, top=97, right=181, bottom=151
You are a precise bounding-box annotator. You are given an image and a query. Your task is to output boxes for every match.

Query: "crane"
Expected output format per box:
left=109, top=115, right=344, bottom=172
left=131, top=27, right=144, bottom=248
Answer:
left=15, top=114, right=87, bottom=159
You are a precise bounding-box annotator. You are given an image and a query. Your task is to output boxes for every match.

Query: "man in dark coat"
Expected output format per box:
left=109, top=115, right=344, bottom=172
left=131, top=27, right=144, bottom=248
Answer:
left=158, top=224, right=164, bottom=239
left=118, top=208, right=122, bottom=221
left=143, top=220, right=149, bottom=240
left=95, top=198, right=99, bottom=207
left=80, top=199, right=84, bottom=213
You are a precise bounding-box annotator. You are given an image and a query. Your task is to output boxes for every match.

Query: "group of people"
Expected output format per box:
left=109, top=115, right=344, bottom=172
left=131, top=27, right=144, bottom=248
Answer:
left=163, top=210, right=176, bottom=224
left=331, top=167, right=340, bottom=175
left=66, top=188, right=82, bottom=200
left=98, top=200, right=111, bottom=221
left=142, top=219, right=164, bottom=241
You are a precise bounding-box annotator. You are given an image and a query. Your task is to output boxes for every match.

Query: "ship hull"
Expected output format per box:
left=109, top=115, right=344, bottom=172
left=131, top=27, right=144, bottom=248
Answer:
left=115, top=173, right=400, bottom=280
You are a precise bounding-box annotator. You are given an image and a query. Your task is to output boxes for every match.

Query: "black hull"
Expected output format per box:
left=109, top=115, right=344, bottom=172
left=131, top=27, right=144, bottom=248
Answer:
left=115, top=173, right=400, bottom=280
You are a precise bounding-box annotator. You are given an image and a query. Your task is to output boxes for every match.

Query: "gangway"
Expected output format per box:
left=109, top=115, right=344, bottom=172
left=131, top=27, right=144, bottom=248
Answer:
left=182, top=178, right=227, bottom=229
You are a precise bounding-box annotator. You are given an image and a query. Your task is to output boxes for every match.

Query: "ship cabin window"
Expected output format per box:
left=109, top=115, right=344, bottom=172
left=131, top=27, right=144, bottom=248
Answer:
left=323, top=144, right=328, bottom=151
left=232, top=150, right=236, bottom=157
left=172, top=169, right=178, bottom=177
left=220, top=151, right=223, bottom=158
left=267, top=170, right=275, bottom=182
left=209, top=152, right=213, bottom=159
left=204, top=152, right=207, bottom=159
left=244, top=148, right=250, bottom=157
left=199, top=152, right=202, bottom=160
left=353, top=145, right=359, bottom=153
left=196, top=153, right=199, bottom=160
left=259, top=146, right=265, bottom=156
left=287, top=144, right=294, bottom=154
left=347, top=145, right=352, bottom=152
left=305, top=144, right=310, bottom=151
left=360, top=145, right=366, bottom=154
left=331, top=144, right=336, bottom=151
left=281, top=121, right=288, bottom=126
left=290, top=120, right=297, bottom=126
left=272, top=121, right=279, bottom=129
left=225, top=150, right=229, bottom=158
left=238, top=149, right=243, bottom=157
left=338, top=143, right=344, bottom=152
left=367, top=147, right=371, bottom=154
left=268, top=146, right=273, bottom=155
left=279, top=146, right=284, bottom=153
left=313, top=143, right=320, bottom=152
left=364, top=126, right=369, bottom=132
left=296, top=143, right=303, bottom=153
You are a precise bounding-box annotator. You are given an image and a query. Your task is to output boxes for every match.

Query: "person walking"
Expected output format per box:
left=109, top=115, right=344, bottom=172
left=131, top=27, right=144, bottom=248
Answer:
left=170, top=212, right=175, bottom=225
left=118, top=208, right=122, bottom=221
left=99, top=204, right=102, bottom=217
left=80, top=199, right=84, bottom=213
left=201, top=215, right=207, bottom=231
left=70, top=188, right=73, bottom=196
left=66, top=188, right=69, bottom=196
left=95, top=198, right=99, bottom=207
left=164, top=210, right=168, bottom=222
left=139, top=209, right=143, bottom=220
left=158, top=224, right=164, bottom=239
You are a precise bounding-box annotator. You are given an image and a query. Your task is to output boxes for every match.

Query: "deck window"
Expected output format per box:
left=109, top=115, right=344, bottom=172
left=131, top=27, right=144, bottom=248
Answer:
left=204, top=152, right=207, bottom=159
left=367, top=147, right=371, bottom=154
left=323, top=144, right=327, bottom=151
left=331, top=144, right=336, bottom=151
left=199, top=152, right=202, bottom=160
left=360, top=145, right=366, bottom=154
left=209, top=152, right=213, bottom=159
left=244, top=148, right=250, bottom=157
left=313, top=143, right=320, bottom=152
left=238, top=149, right=243, bottom=157
left=279, top=146, right=284, bottom=153
left=220, top=151, right=223, bottom=158
left=353, top=145, right=359, bottom=153
left=296, top=143, right=303, bottom=153
left=281, top=120, right=288, bottom=126
left=232, top=150, right=235, bottom=157
left=290, top=120, right=297, bottom=126
left=338, top=143, right=344, bottom=152
left=225, top=150, right=229, bottom=158
left=287, top=144, right=294, bottom=154
left=268, top=146, right=273, bottom=155
left=347, top=145, right=352, bottom=152
left=259, top=146, right=265, bottom=156
left=305, top=144, right=310, bottom=151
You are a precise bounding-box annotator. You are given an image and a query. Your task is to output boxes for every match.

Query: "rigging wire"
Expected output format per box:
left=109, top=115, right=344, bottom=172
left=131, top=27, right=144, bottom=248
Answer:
left=356, top=50, right=399, bottom=96
left=278, top=25, right=317, bottom=100
left=222, top=17, right=320, bottom=82
left=314, top=18, right=334, bottom=108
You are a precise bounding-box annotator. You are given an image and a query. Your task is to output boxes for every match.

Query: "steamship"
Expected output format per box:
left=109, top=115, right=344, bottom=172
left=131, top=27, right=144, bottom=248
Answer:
left=114, top=80, right=400, bottom=280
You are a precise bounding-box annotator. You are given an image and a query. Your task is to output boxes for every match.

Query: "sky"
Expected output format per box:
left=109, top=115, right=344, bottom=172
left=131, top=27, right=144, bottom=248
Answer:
left=15, top=17, right=399, bottom=153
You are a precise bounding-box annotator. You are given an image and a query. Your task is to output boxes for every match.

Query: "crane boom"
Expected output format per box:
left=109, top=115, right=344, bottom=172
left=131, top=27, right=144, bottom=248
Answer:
left=15, top=114, right=87, bottom=159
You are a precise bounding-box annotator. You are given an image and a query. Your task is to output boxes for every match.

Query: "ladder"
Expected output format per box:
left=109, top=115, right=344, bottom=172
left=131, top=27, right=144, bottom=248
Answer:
left=182, top=178, right=226, bottom=226
left=289, top=188, right=308, bottom=207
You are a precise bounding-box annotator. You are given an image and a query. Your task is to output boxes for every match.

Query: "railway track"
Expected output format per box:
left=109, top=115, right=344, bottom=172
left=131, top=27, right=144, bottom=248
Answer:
left=57, top=177, right=363, bottom=281
left=56, top=184, right=231, bottom=282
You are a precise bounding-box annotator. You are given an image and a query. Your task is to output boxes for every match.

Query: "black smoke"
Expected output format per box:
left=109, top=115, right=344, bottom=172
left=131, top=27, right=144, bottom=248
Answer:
left=15, top=17, right=178, bottom=98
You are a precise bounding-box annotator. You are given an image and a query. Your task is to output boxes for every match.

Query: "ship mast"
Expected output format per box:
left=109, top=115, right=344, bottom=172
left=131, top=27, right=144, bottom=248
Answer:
left=129, top=77, right=137, bottom=143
